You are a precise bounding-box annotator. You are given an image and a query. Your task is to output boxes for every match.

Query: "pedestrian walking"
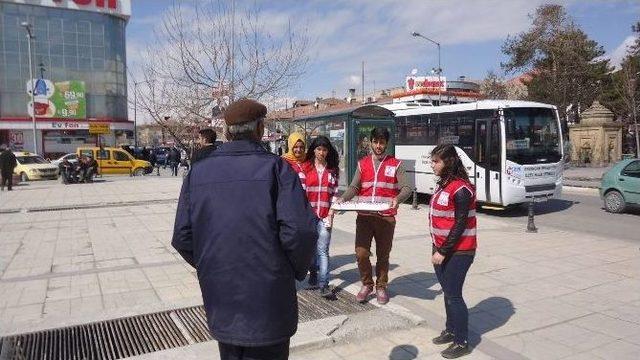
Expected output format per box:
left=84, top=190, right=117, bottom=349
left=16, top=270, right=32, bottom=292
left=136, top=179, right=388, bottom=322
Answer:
left=428, top=144, right=477, bottom=359
left=282, top=132, right=310, bottom=189
left=192, top=128, right=218, bottom=164
left=0, top=144, right=17, bottom=191
left=172, top=99, right=318, bottom=360
left=336, top=127, right=412, bottom=305
left=168, top=147, right=181, bottom=176
left=304, top=136, right=340, bottom=298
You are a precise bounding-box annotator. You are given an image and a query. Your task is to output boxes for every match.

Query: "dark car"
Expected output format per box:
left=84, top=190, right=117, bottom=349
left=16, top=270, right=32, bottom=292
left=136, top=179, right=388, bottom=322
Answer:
left=600, top=159, right=640, bottom=213
left=154, top=147, right=171, bottom=166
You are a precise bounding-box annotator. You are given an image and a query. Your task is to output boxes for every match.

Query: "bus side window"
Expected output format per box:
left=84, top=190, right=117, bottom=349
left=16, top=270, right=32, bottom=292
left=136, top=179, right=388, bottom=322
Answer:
left=489, top=120, right=501, bottom=171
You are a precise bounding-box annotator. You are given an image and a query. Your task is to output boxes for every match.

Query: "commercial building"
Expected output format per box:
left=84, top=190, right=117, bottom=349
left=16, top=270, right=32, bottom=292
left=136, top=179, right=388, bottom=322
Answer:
left=0, top=0, right=132, bottom=159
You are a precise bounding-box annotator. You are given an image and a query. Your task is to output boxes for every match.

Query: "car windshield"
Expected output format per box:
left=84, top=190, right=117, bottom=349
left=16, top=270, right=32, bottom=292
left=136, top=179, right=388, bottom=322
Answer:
left=17, top=156, right=49, bottom=165
left=504, top=107, right=562, bottom=165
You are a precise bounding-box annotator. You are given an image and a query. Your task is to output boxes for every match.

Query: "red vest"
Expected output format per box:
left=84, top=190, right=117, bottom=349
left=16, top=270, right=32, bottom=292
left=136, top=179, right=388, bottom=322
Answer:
left=429, top=179, right=477, bottom=252
left=358, top=155, right=401, bottom=217
left=284, top=158, right=310, bottom=190
left=305, top=165, right=339, bottom=219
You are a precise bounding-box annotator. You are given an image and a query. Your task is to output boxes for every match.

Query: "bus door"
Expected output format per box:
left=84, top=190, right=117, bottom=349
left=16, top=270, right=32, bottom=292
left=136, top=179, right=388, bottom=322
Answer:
left=475, top=118, right=502, bottom=204
left=347, top=119, right=395, bottom=185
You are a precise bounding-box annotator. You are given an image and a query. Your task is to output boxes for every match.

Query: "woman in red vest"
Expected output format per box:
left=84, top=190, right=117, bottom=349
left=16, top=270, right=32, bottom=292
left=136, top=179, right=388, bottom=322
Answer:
left=429, top=144, right=476, bottom=359
left=304, top=136, right=340, bottom=299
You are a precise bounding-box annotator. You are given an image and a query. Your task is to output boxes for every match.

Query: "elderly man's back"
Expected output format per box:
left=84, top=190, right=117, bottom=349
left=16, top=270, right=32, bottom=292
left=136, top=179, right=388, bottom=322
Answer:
left=172, top=137, right=317, bottom=357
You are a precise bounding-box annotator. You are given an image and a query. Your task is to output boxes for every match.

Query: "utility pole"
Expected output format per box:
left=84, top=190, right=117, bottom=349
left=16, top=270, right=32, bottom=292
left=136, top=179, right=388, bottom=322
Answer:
left=361, top=61, right=365, bottom=104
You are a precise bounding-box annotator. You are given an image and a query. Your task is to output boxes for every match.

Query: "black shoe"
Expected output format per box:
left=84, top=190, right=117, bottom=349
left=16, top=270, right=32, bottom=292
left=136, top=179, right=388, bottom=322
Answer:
left=432, top=330, right=455, bottom=345
left=307, top=272, right=318, bottom=288
left=320, top=286, right=333, bottom=299
left=441, top=343, right=471, bottom=359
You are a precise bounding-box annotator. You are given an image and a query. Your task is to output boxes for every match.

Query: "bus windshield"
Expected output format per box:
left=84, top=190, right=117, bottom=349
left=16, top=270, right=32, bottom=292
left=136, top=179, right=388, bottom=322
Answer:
left=504, top=108, right=562, bottom=165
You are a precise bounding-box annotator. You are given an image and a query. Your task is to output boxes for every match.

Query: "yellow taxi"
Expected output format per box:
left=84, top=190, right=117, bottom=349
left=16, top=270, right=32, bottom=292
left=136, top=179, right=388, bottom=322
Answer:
left=13, top=151, right=59, bottom=182
left=76, top=147, right=152, bottom=176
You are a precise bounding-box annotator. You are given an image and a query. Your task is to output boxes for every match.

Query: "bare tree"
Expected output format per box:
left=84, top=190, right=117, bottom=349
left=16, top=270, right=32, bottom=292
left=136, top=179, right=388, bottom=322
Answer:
left=131, top=0, right=309, bottom=147
left=480, top=70, right=507, bottom=99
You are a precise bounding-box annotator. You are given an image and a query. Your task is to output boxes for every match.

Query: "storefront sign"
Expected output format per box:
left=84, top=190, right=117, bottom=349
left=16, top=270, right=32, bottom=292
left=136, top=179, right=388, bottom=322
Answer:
left=9, top=131, right=24, bottom=150
left=405, top=76, right=447, bottom=92
left=89, top=123, right=110, bottom=134
left=27, top=80, right=87, bottom=119
left=4, top=0, right=131, bottom=19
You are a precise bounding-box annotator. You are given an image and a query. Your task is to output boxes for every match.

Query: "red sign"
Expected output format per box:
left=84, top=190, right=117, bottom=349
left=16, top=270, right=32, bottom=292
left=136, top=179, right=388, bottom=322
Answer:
left=52, top=0, right=116, bottom=8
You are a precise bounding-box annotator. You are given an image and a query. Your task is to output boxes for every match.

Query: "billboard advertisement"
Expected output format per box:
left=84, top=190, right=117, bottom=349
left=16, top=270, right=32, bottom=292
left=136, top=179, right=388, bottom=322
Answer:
left=27, top=79, right=87, bottom=119
left=405, top=76, right=447, bottom=92
left=2, top=0, right=131, bottom=19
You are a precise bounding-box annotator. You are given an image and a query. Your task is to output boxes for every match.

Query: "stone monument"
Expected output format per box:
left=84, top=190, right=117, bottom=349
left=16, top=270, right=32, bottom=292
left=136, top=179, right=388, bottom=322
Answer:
left=569, top=101, right=623, bottom=166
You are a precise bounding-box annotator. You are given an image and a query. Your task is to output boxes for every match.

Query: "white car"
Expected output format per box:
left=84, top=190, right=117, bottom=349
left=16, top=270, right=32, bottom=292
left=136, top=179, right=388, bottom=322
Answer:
left=50, top=153, right=79, bottom=168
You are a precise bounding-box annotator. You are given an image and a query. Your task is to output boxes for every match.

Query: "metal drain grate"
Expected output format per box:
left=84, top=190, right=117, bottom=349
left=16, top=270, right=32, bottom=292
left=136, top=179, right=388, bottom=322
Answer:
left=0, top=288, right=373, bottom=359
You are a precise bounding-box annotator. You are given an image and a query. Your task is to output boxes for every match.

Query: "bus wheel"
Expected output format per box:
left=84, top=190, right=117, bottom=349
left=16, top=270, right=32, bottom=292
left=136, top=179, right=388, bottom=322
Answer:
left=133, top=168, right=145, bottom=177
left=20, top=172, right=29, bottom=182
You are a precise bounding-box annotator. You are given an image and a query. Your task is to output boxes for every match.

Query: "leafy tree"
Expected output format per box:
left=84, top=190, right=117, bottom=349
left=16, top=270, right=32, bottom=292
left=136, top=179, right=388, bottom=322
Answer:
left=501, top=4, right=611, bottom=129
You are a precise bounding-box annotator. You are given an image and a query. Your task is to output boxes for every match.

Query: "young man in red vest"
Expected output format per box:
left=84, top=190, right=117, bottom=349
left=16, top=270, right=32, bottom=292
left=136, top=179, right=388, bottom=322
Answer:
left=337, top=127, right=412, bottom=304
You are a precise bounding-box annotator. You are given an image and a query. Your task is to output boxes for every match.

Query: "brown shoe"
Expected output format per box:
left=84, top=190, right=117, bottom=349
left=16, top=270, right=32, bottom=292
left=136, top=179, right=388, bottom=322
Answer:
left=376, top=288, right=389, bottom=305
left=356, top=285, right=373, bottom=303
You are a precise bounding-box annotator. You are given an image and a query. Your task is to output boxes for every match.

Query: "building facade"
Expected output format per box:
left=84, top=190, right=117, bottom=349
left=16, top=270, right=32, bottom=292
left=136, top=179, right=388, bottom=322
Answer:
left=0, top=0, right=132, bottom=159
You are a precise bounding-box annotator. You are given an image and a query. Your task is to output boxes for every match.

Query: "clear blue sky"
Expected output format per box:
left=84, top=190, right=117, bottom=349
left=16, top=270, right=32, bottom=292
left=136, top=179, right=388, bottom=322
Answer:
left=127, top=0, right=640, bottom=103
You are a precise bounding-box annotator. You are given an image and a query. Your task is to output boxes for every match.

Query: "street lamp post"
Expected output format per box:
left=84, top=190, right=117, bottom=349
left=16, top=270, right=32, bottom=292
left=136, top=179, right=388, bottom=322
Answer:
left=21, top=21, right=38, bottom=154
left=412, top=32, right=442, bottom=105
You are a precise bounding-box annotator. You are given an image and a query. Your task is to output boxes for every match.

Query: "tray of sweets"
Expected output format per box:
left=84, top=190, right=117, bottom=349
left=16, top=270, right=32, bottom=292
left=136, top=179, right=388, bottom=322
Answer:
left=331, top=201, right=391, bottom=212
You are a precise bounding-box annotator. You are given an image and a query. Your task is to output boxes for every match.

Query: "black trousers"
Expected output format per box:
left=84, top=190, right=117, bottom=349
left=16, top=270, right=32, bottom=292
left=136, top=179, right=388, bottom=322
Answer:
left=218, top=340, right=289, bottom=360
left=1, top=173, right=12, bottom=190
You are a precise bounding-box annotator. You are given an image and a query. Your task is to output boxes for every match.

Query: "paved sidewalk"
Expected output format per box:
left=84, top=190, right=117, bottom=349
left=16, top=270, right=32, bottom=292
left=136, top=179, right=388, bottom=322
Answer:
left=1, top=177, right=639, bottom=359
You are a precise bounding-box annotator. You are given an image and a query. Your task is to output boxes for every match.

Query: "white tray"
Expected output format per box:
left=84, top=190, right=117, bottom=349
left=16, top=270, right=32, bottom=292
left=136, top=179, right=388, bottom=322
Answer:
left=331, top=201, right=391, bottom=212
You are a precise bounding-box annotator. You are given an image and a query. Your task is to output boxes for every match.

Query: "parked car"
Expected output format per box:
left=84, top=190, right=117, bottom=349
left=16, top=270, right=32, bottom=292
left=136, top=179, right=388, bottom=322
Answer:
left=77, top=147, right=152, bottom=176
left=13, top=151, right=59, bottom=181
left=50, top=153, right=79, bottom=169
left=154, top=147, right=171, bottom=166
left=600, top=158, right=640, bottom=213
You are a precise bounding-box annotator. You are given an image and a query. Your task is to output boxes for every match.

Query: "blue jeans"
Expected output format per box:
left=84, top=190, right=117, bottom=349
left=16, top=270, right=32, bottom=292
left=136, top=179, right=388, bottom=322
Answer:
left=311, top=220, right=332, bottom=287
left=434, top=254, right=474, bottom=345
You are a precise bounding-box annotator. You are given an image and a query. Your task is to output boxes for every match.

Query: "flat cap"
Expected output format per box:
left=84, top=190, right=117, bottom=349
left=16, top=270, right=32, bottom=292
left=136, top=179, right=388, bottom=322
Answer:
left=224, top=99, right=267, bottom=126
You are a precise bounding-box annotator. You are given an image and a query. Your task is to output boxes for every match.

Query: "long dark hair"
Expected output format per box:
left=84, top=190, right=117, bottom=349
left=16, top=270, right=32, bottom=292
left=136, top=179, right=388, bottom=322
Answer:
left=306, top=136, right=339, bottom=171
left=431, top=144, right=469, bottom=187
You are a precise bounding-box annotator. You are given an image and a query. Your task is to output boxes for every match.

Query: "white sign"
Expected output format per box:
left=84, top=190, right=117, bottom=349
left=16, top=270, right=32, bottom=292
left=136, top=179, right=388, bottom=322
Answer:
left=329, top=129, right=345, bottom=140
left=2, top=0, right=131, bottom=19
left=9, top=131, right=24, bottom=150
left=405, top=76, right=447, bottom=92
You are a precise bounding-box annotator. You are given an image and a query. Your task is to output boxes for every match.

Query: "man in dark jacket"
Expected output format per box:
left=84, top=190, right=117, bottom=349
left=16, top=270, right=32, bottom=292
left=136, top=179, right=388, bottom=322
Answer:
left=168, top=147, right=181, bottom=176
left=0, top=144, right=18, bottom=191
left=191, top=128, right=217, bottom=164
left=172, top=99, right=318, bottom=360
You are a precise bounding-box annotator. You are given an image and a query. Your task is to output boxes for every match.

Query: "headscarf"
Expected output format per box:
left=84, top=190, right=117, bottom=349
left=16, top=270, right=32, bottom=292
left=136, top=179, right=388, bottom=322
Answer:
left=282, top=132, right=306, bottom=163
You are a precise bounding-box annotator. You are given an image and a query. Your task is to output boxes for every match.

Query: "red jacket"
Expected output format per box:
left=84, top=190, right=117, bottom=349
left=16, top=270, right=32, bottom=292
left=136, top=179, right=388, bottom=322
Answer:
left=358, top=155, right=401, bottom=217
left=284, top=158, right=311, bottom=190
left=429, top=179, right=477, bottom=252
left=305, top=165, right=339, bottom=219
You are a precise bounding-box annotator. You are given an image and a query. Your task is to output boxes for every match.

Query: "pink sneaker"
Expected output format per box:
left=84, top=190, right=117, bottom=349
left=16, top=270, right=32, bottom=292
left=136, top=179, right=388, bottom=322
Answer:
left=376, top=288, right=389, bottom=305
left=356, top=285, right=373, bottom=303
